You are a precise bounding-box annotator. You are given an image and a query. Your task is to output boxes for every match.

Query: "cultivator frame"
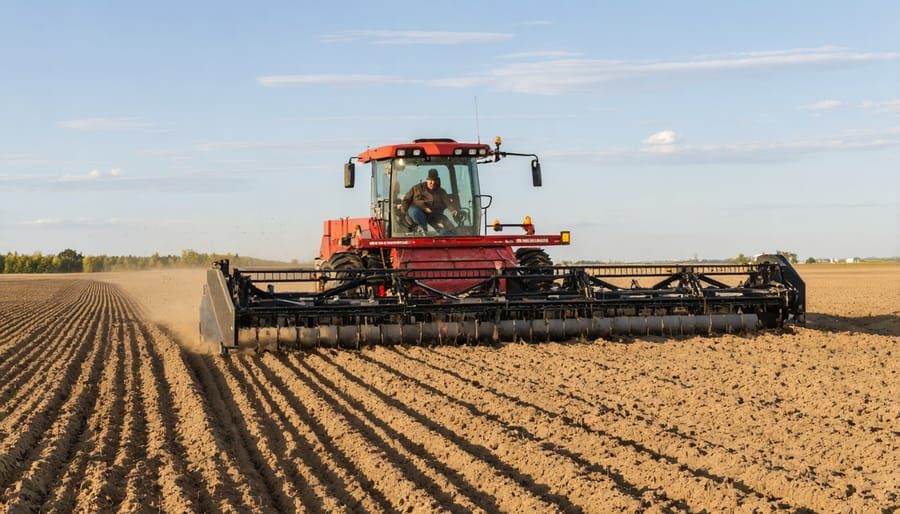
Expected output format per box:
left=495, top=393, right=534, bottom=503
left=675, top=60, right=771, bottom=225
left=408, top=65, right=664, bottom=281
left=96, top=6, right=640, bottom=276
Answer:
left=200, top=255, right=804, bottom=353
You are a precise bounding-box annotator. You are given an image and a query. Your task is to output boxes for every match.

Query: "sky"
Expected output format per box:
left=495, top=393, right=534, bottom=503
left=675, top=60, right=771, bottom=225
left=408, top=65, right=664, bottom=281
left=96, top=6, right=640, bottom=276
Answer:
left=1, top=1, right=898, bottom=263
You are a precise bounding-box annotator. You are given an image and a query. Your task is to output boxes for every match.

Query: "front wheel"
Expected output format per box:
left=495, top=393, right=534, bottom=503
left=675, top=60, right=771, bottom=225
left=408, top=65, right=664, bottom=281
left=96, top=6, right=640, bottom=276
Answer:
left=513, top=248, right=554, bottom=292
left=319, top=252, right=366, bottom=295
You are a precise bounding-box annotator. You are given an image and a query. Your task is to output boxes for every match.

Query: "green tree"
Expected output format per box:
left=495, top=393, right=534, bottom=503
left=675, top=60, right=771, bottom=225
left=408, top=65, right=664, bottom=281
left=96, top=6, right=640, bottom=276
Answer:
left=805, top=257, right=817, bottom=264
left=730, top=253, right=750, bottom=264
left=3, top=252, right=16, bottom=273
left=776, top=250, right=798, bottom=264
left=57, top=248, right=84, bottom=272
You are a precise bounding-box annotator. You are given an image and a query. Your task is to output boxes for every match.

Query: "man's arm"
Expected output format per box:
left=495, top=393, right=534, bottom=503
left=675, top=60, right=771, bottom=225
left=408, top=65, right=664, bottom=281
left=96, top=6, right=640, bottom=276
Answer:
left=400, top=186, right=415, bottom=212
left=441, top=190, right=458, bottom=216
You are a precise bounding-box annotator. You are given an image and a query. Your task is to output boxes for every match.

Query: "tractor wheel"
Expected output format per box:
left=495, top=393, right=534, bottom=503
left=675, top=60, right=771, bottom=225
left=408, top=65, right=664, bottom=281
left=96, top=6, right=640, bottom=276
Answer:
left=363, top=250, right=392, bottom=269
left=363, top=250, right=393, bottom=293
left=321, top=252, right=366, bottom=295
left=515, top=248, right=554, bottom=292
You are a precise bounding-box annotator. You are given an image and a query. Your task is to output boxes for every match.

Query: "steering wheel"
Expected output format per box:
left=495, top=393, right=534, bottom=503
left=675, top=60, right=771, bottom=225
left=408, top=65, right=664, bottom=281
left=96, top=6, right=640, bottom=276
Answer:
left=453, top=208, right=470, bottom=225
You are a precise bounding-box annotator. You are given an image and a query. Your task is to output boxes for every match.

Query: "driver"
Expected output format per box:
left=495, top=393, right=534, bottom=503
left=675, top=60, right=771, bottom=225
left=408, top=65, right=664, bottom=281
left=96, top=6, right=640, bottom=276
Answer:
left=400, top=168, right=458, bottom=235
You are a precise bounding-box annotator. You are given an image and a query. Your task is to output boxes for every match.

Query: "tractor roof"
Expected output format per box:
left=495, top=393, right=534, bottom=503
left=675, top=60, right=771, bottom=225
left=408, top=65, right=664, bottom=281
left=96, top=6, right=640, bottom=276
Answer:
left=357, top=138, right=492, bottom=163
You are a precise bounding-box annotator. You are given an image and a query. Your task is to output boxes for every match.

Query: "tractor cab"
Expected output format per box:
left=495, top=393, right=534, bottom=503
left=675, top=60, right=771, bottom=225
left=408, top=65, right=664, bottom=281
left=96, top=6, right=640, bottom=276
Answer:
left=348, top=139, right=494, bottom=238
left=378, top=155, right=484, bottom=237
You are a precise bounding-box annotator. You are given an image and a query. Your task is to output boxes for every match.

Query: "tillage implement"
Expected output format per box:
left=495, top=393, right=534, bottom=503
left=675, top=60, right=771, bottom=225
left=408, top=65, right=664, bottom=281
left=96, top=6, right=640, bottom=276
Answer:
left=200, top=137, right=805, bottom=353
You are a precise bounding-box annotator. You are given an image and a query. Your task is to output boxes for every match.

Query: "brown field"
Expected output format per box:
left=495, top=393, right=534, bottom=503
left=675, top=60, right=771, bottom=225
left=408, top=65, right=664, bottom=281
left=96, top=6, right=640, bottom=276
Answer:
left=0, top=264, right=897, bottom=512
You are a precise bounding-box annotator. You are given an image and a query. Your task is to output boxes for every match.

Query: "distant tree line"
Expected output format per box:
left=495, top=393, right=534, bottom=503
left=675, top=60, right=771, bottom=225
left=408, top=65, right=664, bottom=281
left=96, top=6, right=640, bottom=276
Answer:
left=729, top=250, right=799, bottom=265
left=1, top=249, right=266, bottom=274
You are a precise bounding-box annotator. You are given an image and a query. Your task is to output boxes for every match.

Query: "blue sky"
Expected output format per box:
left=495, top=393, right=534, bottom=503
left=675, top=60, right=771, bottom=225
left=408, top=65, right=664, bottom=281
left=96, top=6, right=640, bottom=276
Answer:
left=1, top=1, right=898, bottom=262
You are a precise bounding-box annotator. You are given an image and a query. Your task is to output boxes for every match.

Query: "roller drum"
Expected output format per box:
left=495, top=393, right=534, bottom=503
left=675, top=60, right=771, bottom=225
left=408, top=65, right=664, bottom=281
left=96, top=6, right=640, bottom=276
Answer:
left=231, top=313, right=760, bottom=350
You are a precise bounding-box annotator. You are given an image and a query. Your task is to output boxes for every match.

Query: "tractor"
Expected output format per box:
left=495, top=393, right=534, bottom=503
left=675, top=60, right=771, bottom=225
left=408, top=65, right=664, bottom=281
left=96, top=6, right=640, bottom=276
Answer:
left=200, top=137, right=804, bottom=353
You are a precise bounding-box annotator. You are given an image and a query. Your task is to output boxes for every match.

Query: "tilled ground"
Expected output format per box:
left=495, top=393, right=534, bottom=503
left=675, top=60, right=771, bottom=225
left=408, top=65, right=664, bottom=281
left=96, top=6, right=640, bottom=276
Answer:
left=0, top=265, right=897, bottom=512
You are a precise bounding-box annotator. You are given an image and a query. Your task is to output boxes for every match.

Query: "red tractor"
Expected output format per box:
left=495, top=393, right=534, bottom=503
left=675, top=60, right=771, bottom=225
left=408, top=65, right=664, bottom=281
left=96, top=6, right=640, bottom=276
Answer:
left=201, top=137, right=804, bottom=353
left=318, top=136, right=568, bottom=296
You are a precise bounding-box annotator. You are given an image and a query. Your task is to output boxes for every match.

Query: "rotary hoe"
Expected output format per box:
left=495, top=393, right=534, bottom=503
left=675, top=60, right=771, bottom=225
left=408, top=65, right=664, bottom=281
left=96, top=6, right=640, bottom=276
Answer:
left=200, top=137, right=805, bottom=353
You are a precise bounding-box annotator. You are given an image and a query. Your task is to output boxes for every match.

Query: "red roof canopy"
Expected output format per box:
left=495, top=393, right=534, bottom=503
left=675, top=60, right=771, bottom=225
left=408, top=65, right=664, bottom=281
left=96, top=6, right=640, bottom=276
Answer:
left=357, top=139, right=492, bottom=163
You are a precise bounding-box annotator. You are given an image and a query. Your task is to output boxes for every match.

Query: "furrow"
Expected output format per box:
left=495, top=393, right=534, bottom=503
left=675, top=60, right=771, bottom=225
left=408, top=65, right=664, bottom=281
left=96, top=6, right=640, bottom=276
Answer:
left=185, top=350, right=294, bottom=511
left=263, top=353, right=417, bottom=513
left=292, top=352, right=570, bottom=513
left=128, top=320, right=197, bottom=512
left=0, top=282, right=110, bottom=511
left=136, top=321, right=257, bottom=513
left=0, top=281, right=94, bottom=409
left=0, top=282, right=97, bottom=384
left=253, top=355, right=390, bottom=512
left=41, top=282, right=125, bottom=512
left=417, top=344, right=845, bottom=512
left=315, top=350, right=645, bottom=513
left=0, top=281, right=100, bottom=491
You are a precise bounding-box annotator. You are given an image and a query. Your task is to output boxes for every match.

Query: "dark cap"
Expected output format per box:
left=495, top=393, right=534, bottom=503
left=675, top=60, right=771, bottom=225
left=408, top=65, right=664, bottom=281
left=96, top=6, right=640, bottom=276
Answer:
left=427, top=168, right=439, bottom=180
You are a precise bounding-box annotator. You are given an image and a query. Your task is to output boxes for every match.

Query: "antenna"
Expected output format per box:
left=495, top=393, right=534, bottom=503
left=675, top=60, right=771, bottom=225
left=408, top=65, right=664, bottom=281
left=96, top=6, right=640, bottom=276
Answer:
left=474, top=96, right=480, bottom=144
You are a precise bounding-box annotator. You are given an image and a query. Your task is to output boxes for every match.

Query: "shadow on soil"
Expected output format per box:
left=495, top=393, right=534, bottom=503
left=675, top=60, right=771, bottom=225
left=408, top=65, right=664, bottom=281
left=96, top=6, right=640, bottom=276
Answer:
left=805, top=313, right=899, bottom=337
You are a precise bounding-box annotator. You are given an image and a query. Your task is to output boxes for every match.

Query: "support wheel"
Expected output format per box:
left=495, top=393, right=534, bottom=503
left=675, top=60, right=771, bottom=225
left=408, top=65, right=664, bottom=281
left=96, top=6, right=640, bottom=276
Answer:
left=514, top=248, right=554, bottom=292
left=363, top=250, right=392, bottom=293
left=321, top=252, right=366, bottom=295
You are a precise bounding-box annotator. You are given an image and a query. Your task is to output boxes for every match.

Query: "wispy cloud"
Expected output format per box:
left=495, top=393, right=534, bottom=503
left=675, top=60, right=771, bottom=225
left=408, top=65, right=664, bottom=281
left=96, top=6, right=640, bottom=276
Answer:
left=437, top=47, right=900, bottom=94
left=22, top=217, right=121, bottom=228
left=57, top=118, right=150, bottom=131
left=257, top=74, right=401, bottom=87
left=58, top=169, right=126, bottom=182
left=498, top=50, right=582, bottom=59
left=546, top=127, right=900, bottom=165
left=0, top=168, right=243, bottom=193
left=643, top=130, right=679, bottom=145
left=190, top=141, right=295, bottom=152
left=258, top=47, right=900, bottom=94
left=0, top=154, right=68, bottom=167
left=320, top=30, right=513, bottom=45
left=861, top=99, right=900, bottom=115
left=699, top=45, right=846, bottom=59
left=800, top=99, right=842, bottom=111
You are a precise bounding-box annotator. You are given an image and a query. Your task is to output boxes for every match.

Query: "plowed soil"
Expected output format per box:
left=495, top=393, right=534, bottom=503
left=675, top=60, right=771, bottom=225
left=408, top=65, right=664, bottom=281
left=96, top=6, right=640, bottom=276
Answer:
left=1, top=264, right=897, bottom=513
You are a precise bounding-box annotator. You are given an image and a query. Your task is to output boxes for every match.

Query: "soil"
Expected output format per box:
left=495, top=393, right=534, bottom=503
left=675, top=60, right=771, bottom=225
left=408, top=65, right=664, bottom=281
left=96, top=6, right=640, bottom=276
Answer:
left=0, top=264, right=897, bottom=512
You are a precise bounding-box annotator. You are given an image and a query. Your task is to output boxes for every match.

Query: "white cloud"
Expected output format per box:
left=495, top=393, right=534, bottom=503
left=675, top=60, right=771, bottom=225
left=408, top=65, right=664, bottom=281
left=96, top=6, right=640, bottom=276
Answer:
left=257, top=74, right=401, bottom=87
left=498, top=50, right=582, bottom=59
left=0, top=169, right=243, bottom=193
left=259, top=47, right=900, bottom=95
left=881, top=100, right=900, bottom=114
left=800, top=99, right=842, bottom=111
left=725, top=45, right=845, bottom=58
left=0, top=154, right=67, bottom=167
left=432, top=47, right=900, bottom=95
left=861, top=99, right=900, bottom=115
left=22, top=217, right=122, bottom=228
left=320, top=30, right=513, bottom=45
left=545, top=126, right=900, bottom=165
left=643, top=130, right=678, bottom=145
left=59, top=169, right=101, bottom=182
left=57, top=169, right=126, bottom=182
left=24, top=218, right=65, bottom=226
left=57, top=118, right=149, bottom=131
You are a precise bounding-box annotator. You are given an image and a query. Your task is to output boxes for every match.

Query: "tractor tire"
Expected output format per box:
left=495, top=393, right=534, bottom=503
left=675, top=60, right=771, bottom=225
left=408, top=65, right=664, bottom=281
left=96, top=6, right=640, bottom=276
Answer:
left=363, top=250, right=393, bottom=293
left=321, top=252, right=366, bottom=295
left=363, top=250, right=392, bottom=270
left=514, top=248, right=554, bottom=292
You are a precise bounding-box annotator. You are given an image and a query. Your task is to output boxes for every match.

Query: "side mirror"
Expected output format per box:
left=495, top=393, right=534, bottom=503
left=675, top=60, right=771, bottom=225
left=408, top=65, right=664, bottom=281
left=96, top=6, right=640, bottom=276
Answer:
left=531, top=159, right=542, bottom=187
left=344, top=162, right=355, bottom=188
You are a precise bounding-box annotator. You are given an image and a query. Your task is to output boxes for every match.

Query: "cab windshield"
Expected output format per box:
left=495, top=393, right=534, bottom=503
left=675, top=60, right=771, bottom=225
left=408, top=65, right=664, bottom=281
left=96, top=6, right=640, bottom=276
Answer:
left=371, top=156, right=483, bottom=237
